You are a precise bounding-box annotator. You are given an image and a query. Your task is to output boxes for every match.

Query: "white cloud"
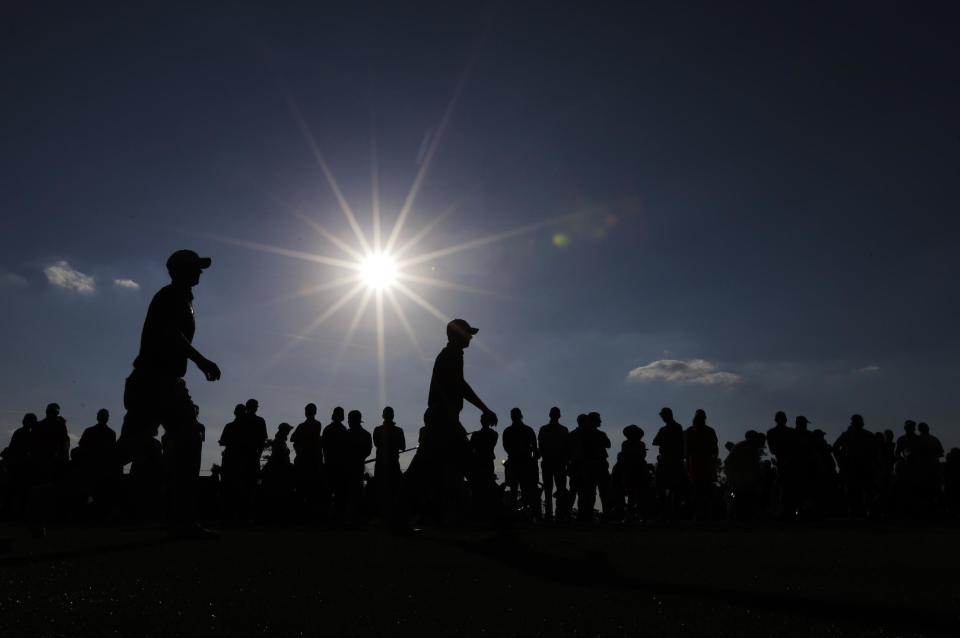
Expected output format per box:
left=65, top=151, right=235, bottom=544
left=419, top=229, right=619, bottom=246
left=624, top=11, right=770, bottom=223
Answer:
left=627, top=358, right=742, bottom=385
left=44, top=261, right=95, bottom=293
left=0, top=272, right=28, bottom=288
left=853, top=365, right=881, bottom=374
left=113, top=278, right=140, bottom=290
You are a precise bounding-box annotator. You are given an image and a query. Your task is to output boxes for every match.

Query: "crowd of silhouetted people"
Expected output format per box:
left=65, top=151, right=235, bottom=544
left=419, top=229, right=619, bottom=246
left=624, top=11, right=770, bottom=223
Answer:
left=3, top=400, right=959, bottom=534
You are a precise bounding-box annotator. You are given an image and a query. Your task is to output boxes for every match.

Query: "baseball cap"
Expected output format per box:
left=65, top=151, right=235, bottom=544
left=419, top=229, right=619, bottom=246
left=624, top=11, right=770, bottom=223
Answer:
left=167, top=249, right=212, bottom=271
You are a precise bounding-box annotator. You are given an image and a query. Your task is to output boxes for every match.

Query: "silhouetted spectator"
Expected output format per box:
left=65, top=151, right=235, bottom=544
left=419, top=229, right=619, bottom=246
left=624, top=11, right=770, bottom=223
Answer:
left=538, top=407, right=570, bottom=521
left=895, top=420, right=918, bottom=461
left=685, top=409, right=719, bottom=520
left=833, top=414, right=879, bottom=516
left=567, top=414, right=593, bottom=521
left=503, top=408, right=539, bottom=517
left=344, top=410, right=372, bottom=524
left=653, top=407, right=686, bottom=517
left=723, top=430, right=767, bottom=520
left=260, top=423, right=294, bottom=524
left=373, top=406, right=405, bottom=520
left=35, top=402, right=70, bottom=483
left=291, top=403, right=325, bottom=521
left=588, top=412, right=612, bottom=517
left=615, top=424, right=648, bottom=521
left=119, top=249, right=220, bottom=538
left=219, top=403, right=256, bottom=523
left=913, top=422, right=944, bottom=512
left=323, top=407, right=349, bottom=520
left=944, top=448, right=960, bottom=517
left=74, top=408, right=119, bottom=517
left=468, top=411, right=499, bottom=520
left=1, top=413, right=37, bottom=518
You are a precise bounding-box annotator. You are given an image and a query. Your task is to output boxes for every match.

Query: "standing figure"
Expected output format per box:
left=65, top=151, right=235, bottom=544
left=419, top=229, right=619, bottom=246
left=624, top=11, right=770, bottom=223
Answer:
left=373, top=407, right=406, bottom=520
left=0, top=413, right=38, bottom=519
left=344, top=410, right=372, bottom=524
left=322, top=407, right=349, bottom=521
left=75, top=408, right=120, bottom=517
left=538, top=407, right=570, bottom=521
left=616, top=424, right=648, bottom=521
left=832, top=414, right=879, bottom=517
left=503, top=408, right=540, bottom=517
left=291, top=403, right=325, bottom=521
left=260, top=423, right=295, bottom=524
left=118, top=249, right=220, bottom=538
left=685, top=409, right=719, bottom=520
left=468, top=411, right=499, bottom=519
left=653, top=407, right=686, bottom=517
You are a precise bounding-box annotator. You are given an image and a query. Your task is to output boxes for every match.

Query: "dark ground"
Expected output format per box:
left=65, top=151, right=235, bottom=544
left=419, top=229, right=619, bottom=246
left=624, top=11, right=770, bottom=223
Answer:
left=0, top=522, right=957, bottom=637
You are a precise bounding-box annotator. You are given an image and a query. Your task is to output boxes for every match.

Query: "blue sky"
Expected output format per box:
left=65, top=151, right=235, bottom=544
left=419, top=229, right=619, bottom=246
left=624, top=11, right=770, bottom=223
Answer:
left=2, top=2, right=958, bottom=471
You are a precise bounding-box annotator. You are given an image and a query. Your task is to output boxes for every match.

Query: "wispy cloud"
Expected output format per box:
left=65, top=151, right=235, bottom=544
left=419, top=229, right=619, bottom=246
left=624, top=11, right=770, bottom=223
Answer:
left=853, top=365, right=881, bottom=374
left=627, top=358, right=742, bottom=385
left=0, top=272, right=28, bottom=288
left=113, top=278, right=140, bottom=290
left=44, top=261, right=95, bottom=293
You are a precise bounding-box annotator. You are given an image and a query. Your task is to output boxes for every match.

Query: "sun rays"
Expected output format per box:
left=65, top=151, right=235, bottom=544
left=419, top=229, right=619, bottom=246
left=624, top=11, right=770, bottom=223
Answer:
left=210, top=100, right=585, bottom=406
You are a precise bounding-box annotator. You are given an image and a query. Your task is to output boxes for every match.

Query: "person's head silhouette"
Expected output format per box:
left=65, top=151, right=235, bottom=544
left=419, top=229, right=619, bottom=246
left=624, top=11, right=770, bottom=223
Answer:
left=904, top=420, right=916, bottom=434
left=549, top=406, right=561, bottom=422
left=332, top=407, right=345, bottom=423
left=166, top=249, right=211, bottom=288
left=918, top=422, right=930, bottom=435
left=589, top=412, right=602, bottom=429
left=851, top=414, right=865, bottom=430
left=305, top=403, right=317, bottom=419
left=576, top=414, right=588, bottom=429
left=446, top=318, right=479, bottom=349
left=693, top=409, right=707, bottom=427
left=46, top=403, right=60, bottom=418
left=623, top=424, right=643, bottom=440
left=276, top=423, right=292, bottom=440
left=774, top=411, right=787, bottom=427
left=795, top=415, right=810, bottom=431
left=382, top=406, right=394, bottom=423
left=96, top=408, right=109, bottom=425
left=245, top=399, right=259, bottom=415
left=347, top=410, right=362, bottom=428
left=23, top=413, right=37, bottom=429
left=658, top=407, right=673, bottom=424
left=480, top=411, right=497, bottom=428
left=510, top=407, right=523, bottom=424
left=233, top=404, right=245, bottom=419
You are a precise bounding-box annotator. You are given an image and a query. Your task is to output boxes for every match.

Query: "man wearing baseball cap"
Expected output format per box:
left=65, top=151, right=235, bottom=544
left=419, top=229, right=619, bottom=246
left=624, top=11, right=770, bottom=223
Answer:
left=119, top=249, right=220, bottom=538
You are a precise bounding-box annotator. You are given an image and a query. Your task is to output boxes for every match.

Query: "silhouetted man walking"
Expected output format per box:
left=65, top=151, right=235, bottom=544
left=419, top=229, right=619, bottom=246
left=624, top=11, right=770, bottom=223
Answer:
left=423, top=318, right=496, bottom=518
left=120, top=249, right=220, bottom=538
left=538, top=407, right=569, bottom=521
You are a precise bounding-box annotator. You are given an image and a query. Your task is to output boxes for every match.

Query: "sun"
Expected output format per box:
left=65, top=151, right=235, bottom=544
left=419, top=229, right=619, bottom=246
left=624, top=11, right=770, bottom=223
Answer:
left=211, top=98, right=584, bottom=405
left=359, top=252, right=398, bottom=290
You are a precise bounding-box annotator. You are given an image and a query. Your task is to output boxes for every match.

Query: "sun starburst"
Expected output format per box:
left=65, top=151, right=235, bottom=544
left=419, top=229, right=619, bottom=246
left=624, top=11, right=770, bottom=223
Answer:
left=209, top=99, right=585, bottom=406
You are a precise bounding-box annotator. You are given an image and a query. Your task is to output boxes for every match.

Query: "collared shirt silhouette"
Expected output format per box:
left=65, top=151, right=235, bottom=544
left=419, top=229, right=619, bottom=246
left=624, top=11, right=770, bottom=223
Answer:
left=503, top=408, right=540, bottom=514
